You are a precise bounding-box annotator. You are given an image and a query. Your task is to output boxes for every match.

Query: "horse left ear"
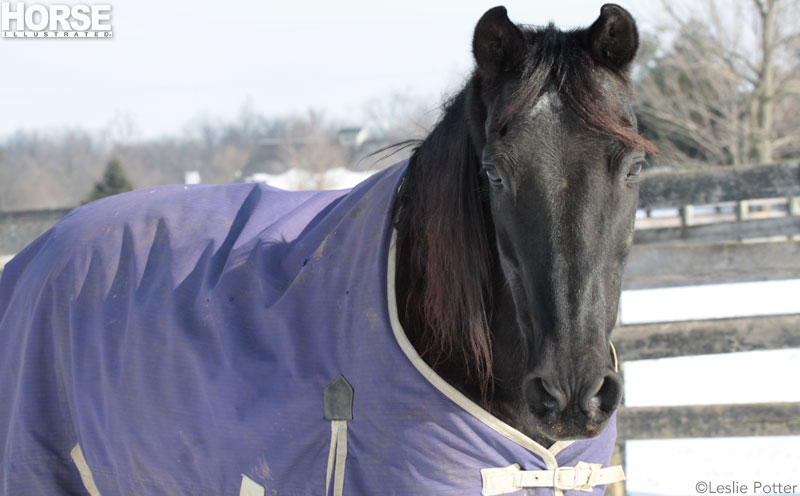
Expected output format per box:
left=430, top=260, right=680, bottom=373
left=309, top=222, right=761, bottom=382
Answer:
left=472, top=6, right=527, bottom=77
left=587, top=4, right=639, bottom=70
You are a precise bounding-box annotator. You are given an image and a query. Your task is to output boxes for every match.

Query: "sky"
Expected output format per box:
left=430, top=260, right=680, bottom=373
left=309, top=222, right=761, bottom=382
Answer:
left=0, top=0, right=660, bottom=140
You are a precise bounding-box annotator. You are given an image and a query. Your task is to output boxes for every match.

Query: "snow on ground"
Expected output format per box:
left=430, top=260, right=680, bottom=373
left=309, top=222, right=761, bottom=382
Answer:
left=621, top=279, right=800, bottom=324
left=245, top=168, right=377, bottom=191
left=627, top=436, right=800, bottom=496
left=624, top=348, right=800, bottom=408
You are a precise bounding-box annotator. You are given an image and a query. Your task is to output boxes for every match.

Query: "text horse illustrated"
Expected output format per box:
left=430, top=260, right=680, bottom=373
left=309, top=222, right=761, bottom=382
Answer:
left=0, top=4, right=654, bottom=495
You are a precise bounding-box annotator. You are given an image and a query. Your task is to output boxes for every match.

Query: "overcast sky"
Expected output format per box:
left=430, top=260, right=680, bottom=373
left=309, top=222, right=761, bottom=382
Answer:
left=0, top=0, right=660, bottom=140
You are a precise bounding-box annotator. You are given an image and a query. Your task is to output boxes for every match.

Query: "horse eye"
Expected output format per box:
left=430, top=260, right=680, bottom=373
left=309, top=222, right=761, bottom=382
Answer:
left=484, top=167, right=503, bottom=186
left=499, top=123, right=508, bottom=138
left=626, top=160, right=644, bottom=179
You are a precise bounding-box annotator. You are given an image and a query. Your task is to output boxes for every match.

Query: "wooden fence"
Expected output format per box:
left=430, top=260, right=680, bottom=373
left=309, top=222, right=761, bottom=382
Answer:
left=609, top=161, right=800, bottom=496
left=0, top=207, right=73, bottom=258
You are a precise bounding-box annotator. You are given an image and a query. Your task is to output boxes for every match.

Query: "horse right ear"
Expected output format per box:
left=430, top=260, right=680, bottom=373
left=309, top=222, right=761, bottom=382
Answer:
left=472, top=6, right=527, bottom=77
left=587, top=4, right=639, bottom=70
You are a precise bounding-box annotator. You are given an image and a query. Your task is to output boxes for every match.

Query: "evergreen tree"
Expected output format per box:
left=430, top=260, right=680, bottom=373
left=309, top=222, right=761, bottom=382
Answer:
left=84, top=156, right=134, bottom=203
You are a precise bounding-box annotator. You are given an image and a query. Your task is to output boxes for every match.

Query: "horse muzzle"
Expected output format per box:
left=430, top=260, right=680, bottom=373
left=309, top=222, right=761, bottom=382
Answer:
left=522, top=363, right=623, bottom=440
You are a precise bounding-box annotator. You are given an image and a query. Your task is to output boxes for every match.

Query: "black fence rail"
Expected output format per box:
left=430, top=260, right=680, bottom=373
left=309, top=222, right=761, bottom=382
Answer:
left=0, top=207, right=73, bottom=257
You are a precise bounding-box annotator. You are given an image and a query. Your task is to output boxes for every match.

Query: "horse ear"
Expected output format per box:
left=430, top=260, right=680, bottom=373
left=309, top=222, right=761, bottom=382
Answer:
left=472, top=6, right=527, bottom=77
left=587, top=4, right=639, bottom=70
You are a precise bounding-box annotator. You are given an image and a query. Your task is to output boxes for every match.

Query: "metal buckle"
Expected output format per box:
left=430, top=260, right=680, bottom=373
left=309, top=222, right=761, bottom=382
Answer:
left=553, top=467, right=578, bottom=490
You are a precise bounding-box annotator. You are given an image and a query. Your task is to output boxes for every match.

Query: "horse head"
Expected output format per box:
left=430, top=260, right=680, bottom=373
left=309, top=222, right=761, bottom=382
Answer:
left=395, top=3, right=655, bottom=446
left=467, top=4, right=653, bottom=442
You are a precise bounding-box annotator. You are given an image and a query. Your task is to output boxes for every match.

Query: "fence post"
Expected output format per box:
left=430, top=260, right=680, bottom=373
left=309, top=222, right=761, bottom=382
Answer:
left=680, top=205, right=695, bottom=227
left=789, top=197, right=800, bottom=217
left=737, top=200, right=750, bottom=221
left=790, top=197, right=800, bottom=241
left=608, top=441, right=627, bottom=496
left=609, top=354, right=627, bottom=496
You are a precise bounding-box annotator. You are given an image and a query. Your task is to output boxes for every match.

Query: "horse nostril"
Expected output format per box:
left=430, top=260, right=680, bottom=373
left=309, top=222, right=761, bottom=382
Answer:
left=584, top=373, right=623, bottom=416
left=524, top=376, right=567, bottom=414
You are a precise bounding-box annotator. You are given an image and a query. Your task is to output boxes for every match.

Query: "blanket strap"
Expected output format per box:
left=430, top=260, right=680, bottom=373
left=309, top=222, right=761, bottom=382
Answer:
left=70, top=444, right=102, bottom=496
left=481, top=462, right=626, bottom=496
left=323, top=375, right=353, bottom=496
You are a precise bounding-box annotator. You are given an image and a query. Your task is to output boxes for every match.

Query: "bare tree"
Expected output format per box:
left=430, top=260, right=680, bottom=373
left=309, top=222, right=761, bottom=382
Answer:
left=276, top=111, right=350, bottom=190
left=0, top=130, right=107, bottom=210
left=363, top=92, right=437, bottom=142
left=636, top=0, right=800, bottom=166
left=0, top=94, right=442, bottom=211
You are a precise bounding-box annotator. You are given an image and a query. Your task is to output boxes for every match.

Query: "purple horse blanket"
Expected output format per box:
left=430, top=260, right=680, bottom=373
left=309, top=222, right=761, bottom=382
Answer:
left=0, top=161, right=621, bottom=495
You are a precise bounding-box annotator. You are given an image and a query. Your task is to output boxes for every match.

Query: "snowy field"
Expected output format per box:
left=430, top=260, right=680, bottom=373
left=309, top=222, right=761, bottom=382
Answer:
left=258, top=168, right=800, bottom=496
left=245, top=168, right=376, bottom=192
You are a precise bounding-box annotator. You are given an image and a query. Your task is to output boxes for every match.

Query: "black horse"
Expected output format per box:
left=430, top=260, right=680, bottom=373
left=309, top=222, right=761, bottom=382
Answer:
left=394, top=3, right=654, bottom=447
left=0, top=4, right=654, bottom=495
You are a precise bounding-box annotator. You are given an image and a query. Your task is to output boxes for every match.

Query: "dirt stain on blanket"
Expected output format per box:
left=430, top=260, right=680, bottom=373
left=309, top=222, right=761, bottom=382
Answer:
left=251, top=456, right=272, bottom=480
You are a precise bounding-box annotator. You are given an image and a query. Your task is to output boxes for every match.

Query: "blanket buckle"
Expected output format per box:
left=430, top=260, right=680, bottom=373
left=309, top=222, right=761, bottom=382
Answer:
left=553, top=466, right=578, bottom=491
